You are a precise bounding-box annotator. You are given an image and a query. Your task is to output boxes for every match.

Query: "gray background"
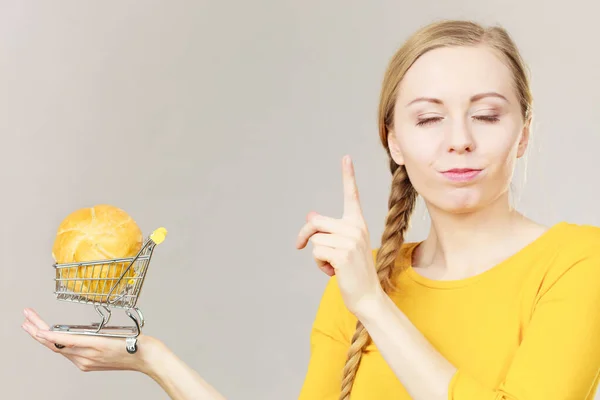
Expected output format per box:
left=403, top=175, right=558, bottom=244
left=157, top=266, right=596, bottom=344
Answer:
left=2, top=1, right=599, bottom=399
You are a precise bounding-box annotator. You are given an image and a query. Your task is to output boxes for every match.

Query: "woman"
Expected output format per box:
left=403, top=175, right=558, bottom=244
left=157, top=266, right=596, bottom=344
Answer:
left=22, top=19, right=600, bottom=400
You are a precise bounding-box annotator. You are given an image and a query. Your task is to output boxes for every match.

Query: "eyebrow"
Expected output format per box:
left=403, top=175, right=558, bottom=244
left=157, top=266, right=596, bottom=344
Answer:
left=405, top=92, right=509, bottom=107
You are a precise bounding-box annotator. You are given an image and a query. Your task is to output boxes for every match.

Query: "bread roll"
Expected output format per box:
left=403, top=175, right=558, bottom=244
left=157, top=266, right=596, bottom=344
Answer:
left=52, top=204, right=144, bottom=302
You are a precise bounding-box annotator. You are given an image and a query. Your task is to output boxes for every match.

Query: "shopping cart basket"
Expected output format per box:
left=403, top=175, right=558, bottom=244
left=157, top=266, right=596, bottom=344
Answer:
left=50, top=227, right=167, bottom=354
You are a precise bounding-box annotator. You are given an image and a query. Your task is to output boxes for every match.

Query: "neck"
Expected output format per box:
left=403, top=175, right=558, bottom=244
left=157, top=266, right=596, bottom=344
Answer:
left=415, top=191, right=542, bottom=277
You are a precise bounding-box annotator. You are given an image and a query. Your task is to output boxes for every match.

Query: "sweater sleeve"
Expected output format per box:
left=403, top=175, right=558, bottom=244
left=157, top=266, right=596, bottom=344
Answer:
left=299, top=251, right=381, bottom=399
left=449, top=254, right=600, bottom=399
left=298, top=275, right=355, bottom=400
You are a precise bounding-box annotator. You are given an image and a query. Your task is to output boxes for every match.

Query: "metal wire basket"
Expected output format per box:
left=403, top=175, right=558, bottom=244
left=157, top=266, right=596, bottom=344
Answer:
left=50, top=227, right=167, bottom=354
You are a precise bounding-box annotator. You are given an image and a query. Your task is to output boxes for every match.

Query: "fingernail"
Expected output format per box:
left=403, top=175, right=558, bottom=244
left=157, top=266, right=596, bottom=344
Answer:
left=23, top=309, right=29, bottom=318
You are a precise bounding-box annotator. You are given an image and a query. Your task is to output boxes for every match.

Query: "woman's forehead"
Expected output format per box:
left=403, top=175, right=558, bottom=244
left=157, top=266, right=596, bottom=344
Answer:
left=397, top=45, right=516, bottom=105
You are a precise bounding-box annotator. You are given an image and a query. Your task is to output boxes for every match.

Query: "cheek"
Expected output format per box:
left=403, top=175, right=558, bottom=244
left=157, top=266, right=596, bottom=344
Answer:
left=400, top=142, right=442, bottom=196
left=397, top=129, right=445, bottom=193
left=479, top=126, right=522, bottom=169
left=397, top=129, right=442, bottom=169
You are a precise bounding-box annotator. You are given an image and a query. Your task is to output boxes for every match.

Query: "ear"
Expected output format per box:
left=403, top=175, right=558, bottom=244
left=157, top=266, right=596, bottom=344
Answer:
left=387, top=129, right=405, bottom=166
left=516, top=116, right=531, bottom=158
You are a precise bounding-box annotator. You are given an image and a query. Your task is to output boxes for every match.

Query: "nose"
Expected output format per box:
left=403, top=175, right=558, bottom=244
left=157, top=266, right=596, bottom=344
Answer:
left=446, top=119, right=475, bottom=154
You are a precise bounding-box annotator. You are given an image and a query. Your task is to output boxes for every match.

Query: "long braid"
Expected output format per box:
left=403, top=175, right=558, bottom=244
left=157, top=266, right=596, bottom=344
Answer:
left=338, top=162, right=417, bottom=400
left=376, top=161, right=418, bottom=294
left=338, top=322, right=370, bottom=400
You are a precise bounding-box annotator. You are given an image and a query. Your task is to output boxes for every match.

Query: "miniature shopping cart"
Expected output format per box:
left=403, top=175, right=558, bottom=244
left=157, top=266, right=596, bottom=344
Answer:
left=50, top=227, right=167, bottom=354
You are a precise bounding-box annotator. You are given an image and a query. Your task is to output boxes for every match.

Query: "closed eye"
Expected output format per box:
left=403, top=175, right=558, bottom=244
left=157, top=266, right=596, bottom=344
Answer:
left=416, top=115, right=500, bottom=127
left=474, top=115, right=500, bottom=123
left=416, top=117, right=443, bottom=127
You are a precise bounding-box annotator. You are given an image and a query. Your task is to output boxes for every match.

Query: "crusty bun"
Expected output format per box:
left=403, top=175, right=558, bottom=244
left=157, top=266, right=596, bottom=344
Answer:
left=52, top=204, right=144, bottom=302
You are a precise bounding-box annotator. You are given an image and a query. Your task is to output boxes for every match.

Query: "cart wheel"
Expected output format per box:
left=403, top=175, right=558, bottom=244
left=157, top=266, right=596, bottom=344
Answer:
left=55, top=343, right=65, bottom=349
left=126, top=337, right=138, bottom=354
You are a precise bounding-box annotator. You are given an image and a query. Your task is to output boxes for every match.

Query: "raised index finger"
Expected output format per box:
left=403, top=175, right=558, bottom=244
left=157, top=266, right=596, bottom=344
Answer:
left=342, top=155, right=364, bottom=220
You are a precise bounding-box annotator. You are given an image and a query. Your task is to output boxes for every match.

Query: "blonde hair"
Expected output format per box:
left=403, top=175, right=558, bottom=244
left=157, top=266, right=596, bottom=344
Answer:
left=338, top=19, right=533, bottom=399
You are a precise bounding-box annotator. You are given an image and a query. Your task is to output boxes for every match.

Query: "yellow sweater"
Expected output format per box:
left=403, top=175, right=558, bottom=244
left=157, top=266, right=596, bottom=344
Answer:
left=299, top=221, right=600, bottom=399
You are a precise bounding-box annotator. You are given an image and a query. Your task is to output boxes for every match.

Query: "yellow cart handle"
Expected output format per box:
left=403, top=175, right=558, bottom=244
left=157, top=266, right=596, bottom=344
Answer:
left=150, top=227, right=168, bottom=245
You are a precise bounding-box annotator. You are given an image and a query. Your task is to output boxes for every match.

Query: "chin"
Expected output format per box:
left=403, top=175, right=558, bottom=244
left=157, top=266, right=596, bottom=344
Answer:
left=432, top=188, right=487, bottom=214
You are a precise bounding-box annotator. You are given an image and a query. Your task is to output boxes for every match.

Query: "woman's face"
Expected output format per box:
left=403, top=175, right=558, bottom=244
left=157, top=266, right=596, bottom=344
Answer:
left=389, top=45, right=530, bottom=214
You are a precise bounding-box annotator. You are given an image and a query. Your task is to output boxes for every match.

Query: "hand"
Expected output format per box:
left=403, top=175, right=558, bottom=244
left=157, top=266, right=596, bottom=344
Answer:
left=296, top=155, right=384, bottom=316
left=21, top=308, right=163, bottom=375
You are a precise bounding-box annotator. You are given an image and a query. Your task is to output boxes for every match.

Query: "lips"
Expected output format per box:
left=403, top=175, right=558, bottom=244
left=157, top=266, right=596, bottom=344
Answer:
left=443, top=168, right=481, bottom=173
left=440, top=168, right=483, bottom=182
